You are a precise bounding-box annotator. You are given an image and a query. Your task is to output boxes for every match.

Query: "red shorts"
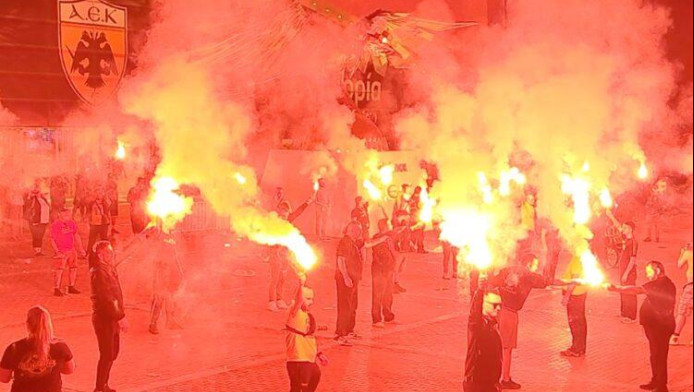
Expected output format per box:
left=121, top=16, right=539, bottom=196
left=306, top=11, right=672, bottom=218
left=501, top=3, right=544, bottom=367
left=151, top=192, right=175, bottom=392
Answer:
left=53, top=250, right=78, bottom=270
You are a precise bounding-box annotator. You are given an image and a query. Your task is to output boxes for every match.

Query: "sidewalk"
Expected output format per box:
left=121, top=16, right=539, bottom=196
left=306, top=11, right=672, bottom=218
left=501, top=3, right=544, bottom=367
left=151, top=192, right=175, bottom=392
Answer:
left=1, top=224, right=692, bottom=392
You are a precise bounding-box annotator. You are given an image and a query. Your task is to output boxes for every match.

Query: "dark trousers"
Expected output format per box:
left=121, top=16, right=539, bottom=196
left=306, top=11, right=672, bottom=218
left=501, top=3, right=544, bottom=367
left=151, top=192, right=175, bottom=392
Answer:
left=92, top=315, right=120, bottom=390
left=394, top=226, right=412, bottom=252
left=151, top=292, right=176, bottom=327
left=567, top=294, right=588, bottom=354
left=442, top=243, right=459, bottom=277
left=463, top=381, right=501, bottom=392
left=372, top=266, right=395, bottom=323
left=335, top=277, right=359, bottom=337
left=644, top=324, right=673, bottom=389
left=412, top=227, right=425, bottom=252
left=287, top=362, right=321, bottom=392
left=30, top=223, right=47, bottom=248
left=619, top=261, right=638, bottom=320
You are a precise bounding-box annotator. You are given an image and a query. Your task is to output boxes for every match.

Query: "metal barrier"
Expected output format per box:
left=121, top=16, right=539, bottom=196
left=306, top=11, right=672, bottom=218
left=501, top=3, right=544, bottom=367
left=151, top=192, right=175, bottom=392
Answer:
left=179, top=200, right=230, bottom=233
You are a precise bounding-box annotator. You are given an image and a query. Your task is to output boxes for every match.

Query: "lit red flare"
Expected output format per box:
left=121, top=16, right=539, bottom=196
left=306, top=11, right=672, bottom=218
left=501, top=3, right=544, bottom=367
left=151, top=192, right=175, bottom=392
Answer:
left=418, top=187, right=436, bottom=224
left=234, top=172, right=247, bottom=185
left=379, top=164, right=395, bottom=185
left=251, top=230, right=318, bottom=271
left=577, top=250, right=605, bottom=287
left=561, top=175, right=592, bottom=225
left=638, top=162, right=649, bottom=180
left=146, top=177, right=193, bottom=232
left=599, top=188, right=613, bottom=209
left=499, top=167, right=526, bottom=196
left=363, top=179, right=382, bottom=200
left=439, top=209, right=494, bottom=270
left=114, top=140, right=126, bottom=160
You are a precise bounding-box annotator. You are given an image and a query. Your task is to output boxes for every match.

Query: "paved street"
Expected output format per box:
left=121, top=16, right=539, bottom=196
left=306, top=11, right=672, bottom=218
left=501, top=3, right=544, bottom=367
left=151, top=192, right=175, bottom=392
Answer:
left=1, top=218, right=692, bottom=392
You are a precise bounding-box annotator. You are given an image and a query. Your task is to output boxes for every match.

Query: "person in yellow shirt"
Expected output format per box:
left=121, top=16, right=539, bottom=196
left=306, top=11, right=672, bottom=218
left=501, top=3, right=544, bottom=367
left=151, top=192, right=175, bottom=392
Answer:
left=286, top=280, right=328, bottom=392
left=560, top=257, right=589, bottom=357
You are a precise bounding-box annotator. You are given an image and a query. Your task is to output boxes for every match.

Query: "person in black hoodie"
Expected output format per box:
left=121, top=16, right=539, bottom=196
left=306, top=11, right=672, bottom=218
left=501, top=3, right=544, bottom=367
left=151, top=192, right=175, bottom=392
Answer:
left=90, top=241, right=128, bottom=392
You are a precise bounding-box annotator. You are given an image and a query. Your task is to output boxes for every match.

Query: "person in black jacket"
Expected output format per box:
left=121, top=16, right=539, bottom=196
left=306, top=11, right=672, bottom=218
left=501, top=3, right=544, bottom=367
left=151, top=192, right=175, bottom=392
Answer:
left=464, top=280, right=503, bottom=392
left=610, top=261, right=677, bottom=392
left=90, top=241, right=128, bottom=392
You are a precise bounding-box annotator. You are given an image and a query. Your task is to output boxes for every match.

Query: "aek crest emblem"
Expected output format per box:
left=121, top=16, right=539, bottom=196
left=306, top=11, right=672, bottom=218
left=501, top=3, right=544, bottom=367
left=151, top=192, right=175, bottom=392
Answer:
left=58, top=0, right=127, bottom=105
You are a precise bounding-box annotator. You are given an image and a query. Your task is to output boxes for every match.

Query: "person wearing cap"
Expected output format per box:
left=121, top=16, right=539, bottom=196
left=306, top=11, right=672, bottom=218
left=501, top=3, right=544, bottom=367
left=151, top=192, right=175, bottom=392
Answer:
left=50, top=208, right=86, bottom=297
left=286, top=280, right=328, bottom=392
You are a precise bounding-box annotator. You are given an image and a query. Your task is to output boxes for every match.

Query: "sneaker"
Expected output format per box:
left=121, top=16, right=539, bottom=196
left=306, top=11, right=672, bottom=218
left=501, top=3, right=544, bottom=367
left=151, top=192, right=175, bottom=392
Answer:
left=268, top=301, right=280, bottom=312
left=276, top=300, right=289, bottom=310
left=67, top=286, right=81, bottom=295
left=394, top=283, right=407, bottom=293
left=94, top=387, right=117, bottom=392
left=149, top=324, right=160, bottom=335
left=669, top=335, right=681, bottom=346
left=639, top=382, right=656, bottom=390
left=335, top=336, right=353, bottom=347
left=560, top=349, right=580, bottom=358
left=621, top=317, right=637, bottom=324
left=500, top=379, right=522, bottom=390
left=54, top=289, right=65, bottom=297
left=442, top=275, right=451, bottom=280
left=373, top=321, right=385, bottom=328
left=348, top=332, right=362, bottom=340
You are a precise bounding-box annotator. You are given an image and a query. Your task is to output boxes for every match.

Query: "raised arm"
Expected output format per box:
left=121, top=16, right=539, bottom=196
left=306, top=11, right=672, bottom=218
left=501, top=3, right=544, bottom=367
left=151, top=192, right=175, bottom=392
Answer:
left=609, top=284, right=646, bottom=295
left=288, top=201, right=310, bottom=223
left=605, top=209, right=621, bottom=228
left=469, top=285, right=486, bottom=328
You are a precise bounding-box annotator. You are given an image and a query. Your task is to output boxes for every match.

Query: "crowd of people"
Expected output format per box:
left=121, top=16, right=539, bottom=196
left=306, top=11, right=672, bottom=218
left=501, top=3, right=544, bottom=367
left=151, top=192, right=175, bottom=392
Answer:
left=0, top=173, right=691, bottom=392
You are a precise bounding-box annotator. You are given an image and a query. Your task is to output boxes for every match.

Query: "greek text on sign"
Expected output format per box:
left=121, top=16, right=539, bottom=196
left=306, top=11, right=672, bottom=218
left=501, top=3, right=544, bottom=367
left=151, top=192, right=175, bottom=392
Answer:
left=58, top=0, right=127, bottom=105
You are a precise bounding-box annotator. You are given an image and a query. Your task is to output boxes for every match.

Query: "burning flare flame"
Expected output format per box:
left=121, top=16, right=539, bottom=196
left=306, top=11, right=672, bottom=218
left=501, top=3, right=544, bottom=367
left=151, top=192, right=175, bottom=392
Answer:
left=561, top=175, right=592, bottom=225
left=439, top=209, right=494, bottom=270
left=146, top=177, right=194, bottom=232
left=578, top=250, right=605, bottom=287
left=251, top=230, right=318, bottom=271
left=115, top=140, right=126, bottom=160
left=363, top=179, right=382, bottom=201
left=638, top=162, right=649, bottom=180
left=599, top=188, right=613, bottom=209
